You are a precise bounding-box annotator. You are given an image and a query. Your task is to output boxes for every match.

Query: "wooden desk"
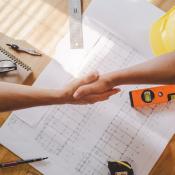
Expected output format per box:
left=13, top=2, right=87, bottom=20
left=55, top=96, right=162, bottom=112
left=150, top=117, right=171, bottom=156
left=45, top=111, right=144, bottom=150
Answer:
left=0, top=33, right=51, bottom=175
left=0, top=0, right=175, bottom=175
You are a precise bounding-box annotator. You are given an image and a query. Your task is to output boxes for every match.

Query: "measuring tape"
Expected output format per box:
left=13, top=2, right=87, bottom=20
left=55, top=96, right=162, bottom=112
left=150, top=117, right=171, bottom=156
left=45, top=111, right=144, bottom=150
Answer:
left=68, top=0, right=83, bottom=49
left=108, top=161, right=134, bottom=175
left=129, top=85, right=175, bottom=108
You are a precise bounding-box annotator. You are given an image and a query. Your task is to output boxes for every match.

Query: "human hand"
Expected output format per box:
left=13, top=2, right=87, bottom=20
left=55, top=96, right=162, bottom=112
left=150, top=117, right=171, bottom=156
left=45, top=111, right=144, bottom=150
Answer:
left=73, top=73, right=120, bottom=100
left=61, top=72, right=119, bottom=105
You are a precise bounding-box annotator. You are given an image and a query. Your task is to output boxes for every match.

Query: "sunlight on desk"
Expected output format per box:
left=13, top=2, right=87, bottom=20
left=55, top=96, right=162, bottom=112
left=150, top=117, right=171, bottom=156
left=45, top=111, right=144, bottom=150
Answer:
left=0, top=0, right=174, bottom=58
left=0, top=0, right=68, bottom=56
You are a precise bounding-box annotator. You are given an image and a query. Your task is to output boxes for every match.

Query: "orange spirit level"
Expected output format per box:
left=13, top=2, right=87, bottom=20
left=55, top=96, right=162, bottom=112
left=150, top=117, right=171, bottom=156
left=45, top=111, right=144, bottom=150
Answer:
left=129, top=85, right=175, bottom=108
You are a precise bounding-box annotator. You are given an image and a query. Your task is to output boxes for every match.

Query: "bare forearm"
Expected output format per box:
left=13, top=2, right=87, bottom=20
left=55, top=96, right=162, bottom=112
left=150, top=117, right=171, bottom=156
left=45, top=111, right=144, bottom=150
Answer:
left=0, top=82, right=63, bottom=112
left=109, top=52, right=175, bottom=86
left=0, top=72, right=110, bottom=112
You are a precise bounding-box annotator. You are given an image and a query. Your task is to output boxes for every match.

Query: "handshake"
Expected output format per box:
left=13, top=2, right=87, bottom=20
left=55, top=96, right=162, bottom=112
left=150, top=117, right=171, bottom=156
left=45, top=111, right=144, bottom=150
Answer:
left=61, top=71, right=121, bottom=105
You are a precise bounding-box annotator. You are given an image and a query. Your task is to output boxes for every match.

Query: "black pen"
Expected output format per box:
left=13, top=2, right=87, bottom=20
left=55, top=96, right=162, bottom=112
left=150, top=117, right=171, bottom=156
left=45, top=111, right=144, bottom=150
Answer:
left=0, top=157, right=48, bottom=168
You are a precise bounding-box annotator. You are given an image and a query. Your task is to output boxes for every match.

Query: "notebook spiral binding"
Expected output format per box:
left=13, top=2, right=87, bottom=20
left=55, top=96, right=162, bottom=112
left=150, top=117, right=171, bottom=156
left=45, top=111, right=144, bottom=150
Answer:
left=0, top=46, right=32, bottom=71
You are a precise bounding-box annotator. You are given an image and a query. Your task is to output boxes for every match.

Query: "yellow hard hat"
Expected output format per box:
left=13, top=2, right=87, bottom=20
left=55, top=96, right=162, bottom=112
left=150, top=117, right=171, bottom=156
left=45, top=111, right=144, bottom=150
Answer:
left=150, top=6, right=175, bottom=56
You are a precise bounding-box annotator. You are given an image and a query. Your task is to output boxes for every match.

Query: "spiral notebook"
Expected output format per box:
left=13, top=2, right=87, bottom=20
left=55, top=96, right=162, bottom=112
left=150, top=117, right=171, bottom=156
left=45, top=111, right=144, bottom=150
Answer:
left=0, top=46, right=32, bottom=84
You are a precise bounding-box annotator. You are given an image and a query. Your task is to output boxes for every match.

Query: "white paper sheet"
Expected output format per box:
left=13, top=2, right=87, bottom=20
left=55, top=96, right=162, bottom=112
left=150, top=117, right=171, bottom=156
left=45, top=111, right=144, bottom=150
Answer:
left=53, top=0, right=164, bottom=76
left=0, top=1, right=173, bottom=175
left=1, top=23, right=175, bottom=175
left=85, top=0, right=164, bottom=57
left=14, top=60, right=73, bottom=127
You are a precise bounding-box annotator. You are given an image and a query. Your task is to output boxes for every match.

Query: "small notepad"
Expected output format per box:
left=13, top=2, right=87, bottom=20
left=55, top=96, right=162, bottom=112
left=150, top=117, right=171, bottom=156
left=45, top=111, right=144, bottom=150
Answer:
left=0, top=46, right=32, bottom=84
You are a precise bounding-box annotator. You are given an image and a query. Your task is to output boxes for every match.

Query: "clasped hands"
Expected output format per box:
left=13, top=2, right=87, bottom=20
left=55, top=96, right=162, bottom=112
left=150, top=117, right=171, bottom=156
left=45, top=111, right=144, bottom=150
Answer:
left=61, top=72, right=120, bottom=105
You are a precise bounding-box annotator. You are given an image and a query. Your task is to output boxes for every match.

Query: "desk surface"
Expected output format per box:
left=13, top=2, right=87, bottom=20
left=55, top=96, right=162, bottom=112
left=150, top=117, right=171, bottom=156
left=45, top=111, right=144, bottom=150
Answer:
left=0, top=0, right=175, bottom=175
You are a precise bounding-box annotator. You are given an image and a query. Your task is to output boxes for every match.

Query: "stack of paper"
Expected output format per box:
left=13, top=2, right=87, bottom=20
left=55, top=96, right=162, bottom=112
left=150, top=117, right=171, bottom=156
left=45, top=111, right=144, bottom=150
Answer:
left=1, top=1, right=174, bottom=175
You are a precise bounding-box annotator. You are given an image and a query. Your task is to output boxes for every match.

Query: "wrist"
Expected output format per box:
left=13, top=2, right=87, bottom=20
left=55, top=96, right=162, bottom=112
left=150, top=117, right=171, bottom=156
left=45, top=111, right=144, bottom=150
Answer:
left=106, top=70, right=126, bottom=87
left=39, top=89, right=66, bottom=105
left=107, top=68, right=137, bottom=87
left=52, top=89, right=69, bottom=105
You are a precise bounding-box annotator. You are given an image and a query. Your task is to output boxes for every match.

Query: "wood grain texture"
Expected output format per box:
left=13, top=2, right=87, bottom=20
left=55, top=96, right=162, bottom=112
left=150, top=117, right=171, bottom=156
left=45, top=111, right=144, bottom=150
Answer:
left=150, top=0, right=175, bottom=11
left=0, top=0, right=175, bottom=175
left=0, top=33, right=51, bottom=175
